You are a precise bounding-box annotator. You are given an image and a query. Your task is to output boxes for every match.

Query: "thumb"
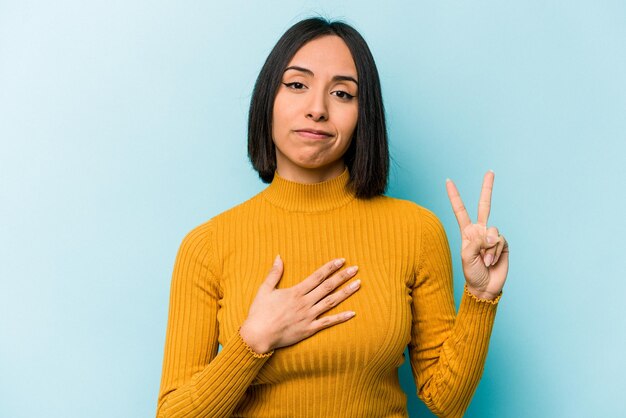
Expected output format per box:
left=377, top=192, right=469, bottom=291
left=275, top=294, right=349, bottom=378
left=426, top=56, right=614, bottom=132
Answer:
left=262, top=254, right=283, bottom=290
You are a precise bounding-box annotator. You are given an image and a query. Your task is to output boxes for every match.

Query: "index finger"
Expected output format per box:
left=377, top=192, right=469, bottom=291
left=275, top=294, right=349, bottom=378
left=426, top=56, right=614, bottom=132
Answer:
left=296, top=258, right=345, bottom=295
left=477, top=170, right=495, bottom=226
left=446, top=178, right=472, bottom=231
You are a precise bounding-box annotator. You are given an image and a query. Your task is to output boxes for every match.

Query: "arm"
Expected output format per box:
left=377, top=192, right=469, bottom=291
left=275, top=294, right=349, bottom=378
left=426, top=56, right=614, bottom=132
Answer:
left=409, top=207, right=500, bottom=417
left=156, top=221, right=272, bottom=418
left=157, top=220, right=362, bottom=417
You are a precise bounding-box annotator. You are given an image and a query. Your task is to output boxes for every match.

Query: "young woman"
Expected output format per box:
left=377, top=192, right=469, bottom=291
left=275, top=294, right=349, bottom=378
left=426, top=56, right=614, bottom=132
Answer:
left=157, top=17, right=509, bottom=418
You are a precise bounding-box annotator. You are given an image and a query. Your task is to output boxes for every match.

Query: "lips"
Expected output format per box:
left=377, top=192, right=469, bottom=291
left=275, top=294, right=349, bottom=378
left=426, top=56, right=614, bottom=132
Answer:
left=294, top=129, right=333, bottom=139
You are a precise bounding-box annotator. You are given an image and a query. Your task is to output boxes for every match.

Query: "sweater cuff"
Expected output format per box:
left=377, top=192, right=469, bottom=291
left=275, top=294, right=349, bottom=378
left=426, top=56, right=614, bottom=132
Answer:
left=463, top=284, right=502, bottom=305
left=237, top=327, right=275, bottom=359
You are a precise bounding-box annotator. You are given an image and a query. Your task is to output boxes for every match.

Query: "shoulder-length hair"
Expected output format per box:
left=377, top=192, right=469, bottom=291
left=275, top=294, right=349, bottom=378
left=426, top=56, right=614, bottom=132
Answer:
left=247, top=17, right=389, bottom=199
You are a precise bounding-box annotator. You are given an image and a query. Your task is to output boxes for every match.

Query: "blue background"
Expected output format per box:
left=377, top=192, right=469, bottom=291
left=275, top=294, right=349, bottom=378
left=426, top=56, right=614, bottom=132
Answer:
left=1, top=1, right=625, bottom=417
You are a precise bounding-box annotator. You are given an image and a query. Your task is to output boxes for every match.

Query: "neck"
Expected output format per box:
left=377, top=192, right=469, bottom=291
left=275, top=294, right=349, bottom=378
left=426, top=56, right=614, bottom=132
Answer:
left=275, top=159, right=346, bottom=184
left=262, top=165, right=355, bottom=212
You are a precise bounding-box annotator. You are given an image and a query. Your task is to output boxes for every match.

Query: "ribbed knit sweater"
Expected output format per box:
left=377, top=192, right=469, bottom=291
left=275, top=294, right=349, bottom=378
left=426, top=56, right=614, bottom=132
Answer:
left=157, top=167, right=500, bottom=418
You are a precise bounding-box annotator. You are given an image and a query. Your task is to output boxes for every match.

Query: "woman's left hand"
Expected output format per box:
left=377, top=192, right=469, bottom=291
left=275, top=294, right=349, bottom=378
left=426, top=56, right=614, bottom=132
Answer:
left=446, top=171, right=509, bottom=300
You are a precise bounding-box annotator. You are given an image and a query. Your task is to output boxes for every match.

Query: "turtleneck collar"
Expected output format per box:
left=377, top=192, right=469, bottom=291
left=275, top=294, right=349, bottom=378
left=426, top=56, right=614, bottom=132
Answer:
left=261, top=167, right=356, bottom=212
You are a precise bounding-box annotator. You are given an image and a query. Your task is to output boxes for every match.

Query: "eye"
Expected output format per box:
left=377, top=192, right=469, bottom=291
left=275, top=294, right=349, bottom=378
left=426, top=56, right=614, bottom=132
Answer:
left=332, top=90, right=356, bottom=101
left=283, top=82, right=306, bottom=90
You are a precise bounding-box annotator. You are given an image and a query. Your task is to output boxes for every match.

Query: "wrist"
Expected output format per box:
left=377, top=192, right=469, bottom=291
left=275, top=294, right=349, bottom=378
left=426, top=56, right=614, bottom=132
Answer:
left=465, top=284, right=499, bottom=301
left=240, top=321, right=273, bottom=354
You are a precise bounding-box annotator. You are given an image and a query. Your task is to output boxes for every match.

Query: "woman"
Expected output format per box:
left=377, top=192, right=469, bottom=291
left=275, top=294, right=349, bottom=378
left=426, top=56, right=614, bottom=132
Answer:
left=157, top=17, right=509, bottom=418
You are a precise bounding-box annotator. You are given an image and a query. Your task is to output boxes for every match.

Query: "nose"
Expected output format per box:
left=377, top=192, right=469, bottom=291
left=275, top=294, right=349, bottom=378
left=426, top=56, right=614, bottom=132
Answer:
left=306, top=89, right=328, bottom=122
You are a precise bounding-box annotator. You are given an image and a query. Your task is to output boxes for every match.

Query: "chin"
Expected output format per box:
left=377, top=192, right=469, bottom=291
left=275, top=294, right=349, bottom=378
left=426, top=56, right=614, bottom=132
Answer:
left=295, top=163, right=325, bottom=170
left=297, top=155, right=335, bottom=167
left=292, top=156, right=328, bottom=169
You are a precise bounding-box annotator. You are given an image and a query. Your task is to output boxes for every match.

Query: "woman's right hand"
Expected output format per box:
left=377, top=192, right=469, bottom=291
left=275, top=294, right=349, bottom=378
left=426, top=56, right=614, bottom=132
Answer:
left=239, top=255, right=360, bottom=354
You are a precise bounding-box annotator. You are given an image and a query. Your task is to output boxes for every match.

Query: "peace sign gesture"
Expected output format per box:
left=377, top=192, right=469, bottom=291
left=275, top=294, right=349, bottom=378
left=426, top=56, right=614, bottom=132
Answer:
left=446, top=171, right=509, bottom=300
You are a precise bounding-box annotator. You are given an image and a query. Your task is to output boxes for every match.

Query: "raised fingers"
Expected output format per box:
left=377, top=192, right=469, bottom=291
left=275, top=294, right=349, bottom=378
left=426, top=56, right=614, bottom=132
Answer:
left=295, top=258, right=346, bottom=295
left=477, top=170, right=494, bottom=226
left=446, top=179, right=472, bottom=232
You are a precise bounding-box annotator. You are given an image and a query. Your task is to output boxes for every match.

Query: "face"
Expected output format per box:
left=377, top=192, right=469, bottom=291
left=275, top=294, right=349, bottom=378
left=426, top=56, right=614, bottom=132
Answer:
left=272, top=35, right=359, bottom=181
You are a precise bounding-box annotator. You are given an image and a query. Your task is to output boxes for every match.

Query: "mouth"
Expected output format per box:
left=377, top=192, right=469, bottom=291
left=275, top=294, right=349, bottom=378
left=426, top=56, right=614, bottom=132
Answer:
left=294, top=129, right=334, bottom=139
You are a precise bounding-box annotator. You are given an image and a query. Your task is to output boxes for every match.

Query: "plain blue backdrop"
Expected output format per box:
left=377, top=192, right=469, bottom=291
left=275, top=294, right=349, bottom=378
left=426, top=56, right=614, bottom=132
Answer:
left=1, top=1, right=625, bottom=417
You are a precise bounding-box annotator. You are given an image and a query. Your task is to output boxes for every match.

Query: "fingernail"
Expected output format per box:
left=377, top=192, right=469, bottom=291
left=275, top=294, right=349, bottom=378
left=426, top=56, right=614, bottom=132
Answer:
left=486, top=236, right=494, bottom=244
left=274, top=255, right=281, bottom=266
left=446, top=178, right=451, bottom=183
left=349, top=279, right=361, bottom=290
left=484, top=254, right=493, bottom=266
left=344, top=311, right=356, bottom=319
left=347, top=265, right=359, bottom=275
left=335, top=258, right=346, bottom=267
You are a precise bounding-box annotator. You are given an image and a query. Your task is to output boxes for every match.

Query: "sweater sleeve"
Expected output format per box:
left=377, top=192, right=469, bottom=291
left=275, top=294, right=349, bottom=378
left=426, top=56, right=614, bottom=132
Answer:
left=409, top=207, right=500, bottom=418
left=156, top=221, right=273, bottom=418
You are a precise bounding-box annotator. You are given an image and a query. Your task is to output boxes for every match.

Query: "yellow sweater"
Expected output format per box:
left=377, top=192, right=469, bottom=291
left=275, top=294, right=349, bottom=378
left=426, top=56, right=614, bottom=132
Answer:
left=157, top=167, right=500, bottom=418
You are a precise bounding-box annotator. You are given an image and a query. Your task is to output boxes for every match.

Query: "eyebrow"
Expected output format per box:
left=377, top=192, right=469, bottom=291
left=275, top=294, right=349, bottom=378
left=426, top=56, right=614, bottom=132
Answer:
left=283, top=65, right=358, bottom=85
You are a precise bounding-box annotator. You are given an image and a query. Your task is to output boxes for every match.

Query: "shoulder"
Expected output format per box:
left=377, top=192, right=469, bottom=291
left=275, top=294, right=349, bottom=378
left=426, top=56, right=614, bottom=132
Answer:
left=364, top=195, right=443, bottom=223
left=173, top=194, right=262, bottom=273
left=367, top=195, right=448, bottom=244
left=181, top=191, right=265, bottom=242
left=176, top=218, right=217, bottom=259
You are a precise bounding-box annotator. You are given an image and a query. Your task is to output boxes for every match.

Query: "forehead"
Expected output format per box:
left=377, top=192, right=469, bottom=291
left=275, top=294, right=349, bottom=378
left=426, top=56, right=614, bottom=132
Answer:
left=286, top=35, right=357, bottom=75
